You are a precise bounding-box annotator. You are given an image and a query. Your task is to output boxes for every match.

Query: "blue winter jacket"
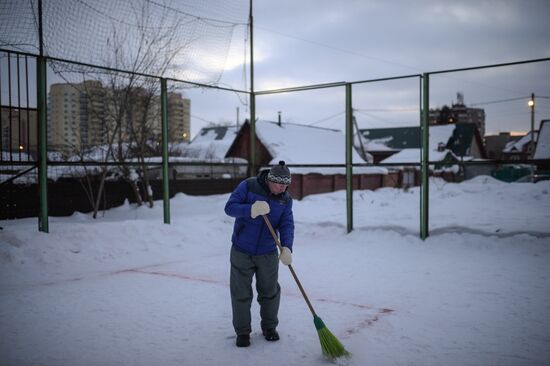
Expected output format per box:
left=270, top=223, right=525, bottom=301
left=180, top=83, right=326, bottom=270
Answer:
left=224, top=170, right=294, bottom=256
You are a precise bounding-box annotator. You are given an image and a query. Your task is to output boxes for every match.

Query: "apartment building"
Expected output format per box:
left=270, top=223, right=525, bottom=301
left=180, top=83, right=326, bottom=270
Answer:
left=47, top=81, right=190, bottom=154
left=429, top=92, right=486, bottom=137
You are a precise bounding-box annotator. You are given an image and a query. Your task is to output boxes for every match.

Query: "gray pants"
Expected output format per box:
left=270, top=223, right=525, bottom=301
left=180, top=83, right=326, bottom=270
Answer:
left=230, top=246, right=281, bottom=335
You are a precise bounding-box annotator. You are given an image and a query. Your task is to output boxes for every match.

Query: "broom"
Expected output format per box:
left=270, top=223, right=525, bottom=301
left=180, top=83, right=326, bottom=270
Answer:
left=262, top=215, right=351, bottom=360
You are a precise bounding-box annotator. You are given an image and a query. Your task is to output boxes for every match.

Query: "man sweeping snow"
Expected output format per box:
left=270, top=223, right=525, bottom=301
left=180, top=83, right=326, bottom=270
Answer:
left=224, top=161, right=294, bottom=348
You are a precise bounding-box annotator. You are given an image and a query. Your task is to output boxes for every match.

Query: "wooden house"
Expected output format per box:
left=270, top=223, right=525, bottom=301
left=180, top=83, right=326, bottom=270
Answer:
left=357, top=123, right=488, bottom=183
left=358, top=123, right=486, bottom=163
left=225, top=120, right=391, bottom=199
left=502, top=131, right=538, bottom=161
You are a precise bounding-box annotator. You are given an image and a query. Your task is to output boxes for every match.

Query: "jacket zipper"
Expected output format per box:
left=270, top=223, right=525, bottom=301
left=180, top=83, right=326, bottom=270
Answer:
left=255, top=198, right=271, bottom=256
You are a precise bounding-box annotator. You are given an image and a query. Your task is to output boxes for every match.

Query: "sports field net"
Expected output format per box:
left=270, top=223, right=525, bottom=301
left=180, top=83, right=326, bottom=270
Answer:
left=0, top=0, right=248, bottom=84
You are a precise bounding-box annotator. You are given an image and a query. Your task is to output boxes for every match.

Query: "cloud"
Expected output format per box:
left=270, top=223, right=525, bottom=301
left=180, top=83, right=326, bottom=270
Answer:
left=211, top=0, right=550, bottom=137
left=421, top=2, right=516, bottom=25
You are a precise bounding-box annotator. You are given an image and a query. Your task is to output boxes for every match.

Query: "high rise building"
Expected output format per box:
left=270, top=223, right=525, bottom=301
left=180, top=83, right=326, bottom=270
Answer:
left=429, top=92, right=486, bottom=137
left=168, top=92, right=191, bottom=142
left=47, top=81, right=191, bottom=155
left=48, top=80, right=107, bottom=152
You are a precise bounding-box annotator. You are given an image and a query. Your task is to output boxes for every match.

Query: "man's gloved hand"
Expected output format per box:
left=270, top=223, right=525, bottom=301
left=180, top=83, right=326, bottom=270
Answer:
left=279, top=246, right=292, bottom=265
left=251, top=201, right=270, bottom=218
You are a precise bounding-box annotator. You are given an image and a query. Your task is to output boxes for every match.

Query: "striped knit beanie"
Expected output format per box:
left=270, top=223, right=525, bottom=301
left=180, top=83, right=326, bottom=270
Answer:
left=267, top=160, right=291, bottom=185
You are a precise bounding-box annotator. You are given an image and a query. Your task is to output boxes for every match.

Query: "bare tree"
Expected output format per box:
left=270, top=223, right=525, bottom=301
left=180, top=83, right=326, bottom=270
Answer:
left=57, top=1, right=190, bottom=215
left=103, top=1, right=191, bottom=208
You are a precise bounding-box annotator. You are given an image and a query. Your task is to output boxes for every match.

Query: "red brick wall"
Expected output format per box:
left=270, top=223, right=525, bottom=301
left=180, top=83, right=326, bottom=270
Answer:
left=287, top=173, right=394, bottom=199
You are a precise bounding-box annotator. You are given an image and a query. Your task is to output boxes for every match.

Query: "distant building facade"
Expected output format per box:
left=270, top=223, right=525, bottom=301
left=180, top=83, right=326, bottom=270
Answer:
left=168, top=92, right=191, bottom=142
left=429, top=92, right=486, bottom=137
left=1, top=106, right=38, bottom=158
left=47, top=81, right=190, bottom=154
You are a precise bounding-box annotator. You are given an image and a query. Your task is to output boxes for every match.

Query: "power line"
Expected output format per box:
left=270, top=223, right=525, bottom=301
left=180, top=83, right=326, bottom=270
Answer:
left=469, top=96, right=528, bottom=107
left=354, top=107, right=419, bottom=112
left=306, top=111, right=345, bottom=126
left=470, top=95, right=550, bottom=107
left=354, top=110, right=402, bottom=126
left=191, top=114, right=218, bottom=125
left=254, top=25, right=420, bottom=73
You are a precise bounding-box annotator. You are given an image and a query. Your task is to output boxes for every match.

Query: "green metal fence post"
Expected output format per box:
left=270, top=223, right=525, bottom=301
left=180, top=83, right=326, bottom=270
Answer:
left=36, top=0, right=48, bottom=232
left=249, top=94, right=256, bottom=177
left=37, top=56, right=48, bottom=233
left=345, top=83, right=353, bottom=233
left=420, top=73, right=430, bottom=240
left=160, top=78, right=170, bottom=224
left=248, top=0, right=256, bottom=177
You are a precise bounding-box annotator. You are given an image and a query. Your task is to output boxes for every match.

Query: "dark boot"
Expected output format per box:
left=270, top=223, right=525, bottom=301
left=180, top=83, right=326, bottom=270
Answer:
left=236, top=334, right=250, bottom=347
left=262, top=328, right=280, bottom=341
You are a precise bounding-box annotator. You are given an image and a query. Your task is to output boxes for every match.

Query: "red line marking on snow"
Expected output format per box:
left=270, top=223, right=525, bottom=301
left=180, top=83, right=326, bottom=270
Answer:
left=114, top=266, right=396, bottom=335
left=315, top=298, right=394, bottom=336
left=117, top=268, right=395, bottom=315
left=344, top=315, right=381, bottom=336
left=110, top=259, right=190, bottom=274
left=116, top=268, right=225, bottom=285
left=316, top=297, right=394, bottom=312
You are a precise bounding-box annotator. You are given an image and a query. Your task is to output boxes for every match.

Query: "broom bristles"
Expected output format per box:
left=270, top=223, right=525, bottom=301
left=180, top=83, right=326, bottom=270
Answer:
left=313, top=315, right=351, bottom=360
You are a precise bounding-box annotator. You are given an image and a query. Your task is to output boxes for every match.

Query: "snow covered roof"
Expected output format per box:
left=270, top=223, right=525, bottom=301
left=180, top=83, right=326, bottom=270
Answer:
left=254, top=120, right=363, bottom=164
left=534, top=120, right=550, bottom=159
left=381, top=148, right=459, bottom=164
left=503, top=131, right=538, bottom=153
left=429, top=124, right=456, bottom=149
left=185, top=126, right=239, bottom=160
left=253, top=120, right=386, bottom=175
left=359, top=123, right=487, bottom=161
left=357, top=135, right=397, bottom=152
left=360, top=124, right=455, bottom=151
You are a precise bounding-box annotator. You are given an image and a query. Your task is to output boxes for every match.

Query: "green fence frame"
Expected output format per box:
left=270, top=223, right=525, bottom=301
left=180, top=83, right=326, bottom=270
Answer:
left=2, top=46, right=549, bottom=238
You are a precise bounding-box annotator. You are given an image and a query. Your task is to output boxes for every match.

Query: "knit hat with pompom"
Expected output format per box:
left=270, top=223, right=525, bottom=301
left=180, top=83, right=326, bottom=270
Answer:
left=267, top=160, right=291, bottom=185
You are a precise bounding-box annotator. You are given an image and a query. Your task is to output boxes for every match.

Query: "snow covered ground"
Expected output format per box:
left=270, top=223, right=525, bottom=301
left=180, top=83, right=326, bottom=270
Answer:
left=1, top=176, right=549, bottom=366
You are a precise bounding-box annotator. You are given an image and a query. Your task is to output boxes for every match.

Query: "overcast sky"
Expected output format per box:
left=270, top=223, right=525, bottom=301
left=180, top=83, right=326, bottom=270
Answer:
left=4, top=0, right=548, bottom=139
left=195, top=0, right=550, bottom=137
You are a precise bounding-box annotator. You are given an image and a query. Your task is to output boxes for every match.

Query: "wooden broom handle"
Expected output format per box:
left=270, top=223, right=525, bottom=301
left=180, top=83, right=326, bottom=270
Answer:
left=262, top=214, right=317, bottom=316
